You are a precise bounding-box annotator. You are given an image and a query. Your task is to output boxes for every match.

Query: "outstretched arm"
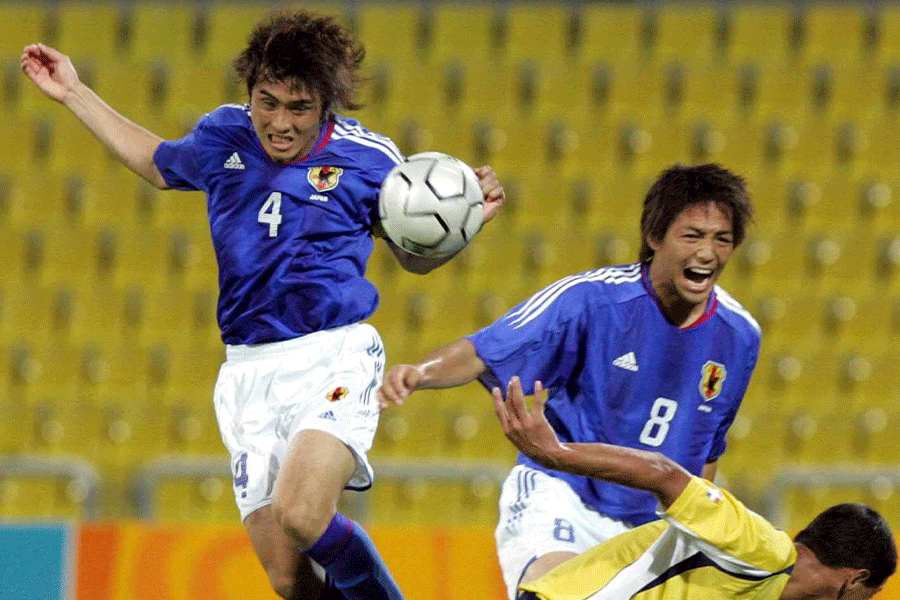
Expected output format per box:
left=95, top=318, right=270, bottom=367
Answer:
left=21, top=44, right=168, bottom=188
left=493, top=377, right=692, bottom=509
left=378, top=338, right=487, bottom=408
left=388, top=165, right=505, bottom=274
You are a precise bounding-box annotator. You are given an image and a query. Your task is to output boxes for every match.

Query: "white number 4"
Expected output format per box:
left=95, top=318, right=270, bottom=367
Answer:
left=258, top=192, right=283, bottom=237
left=638, top=398, right=678, bottom=447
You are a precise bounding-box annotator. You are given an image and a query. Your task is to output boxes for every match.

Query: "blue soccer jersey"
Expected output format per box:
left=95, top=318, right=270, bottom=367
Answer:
left=468, top=262, right=761, bottom=526
left=153, top=105, right=403, bottom=344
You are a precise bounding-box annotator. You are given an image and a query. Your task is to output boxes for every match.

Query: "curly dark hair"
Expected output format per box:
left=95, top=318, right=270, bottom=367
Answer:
left=233, top=11, right=365, bottom=113
left=796, top=503, right=897, bottom=590
left=638, top=164, right=753, bottom=262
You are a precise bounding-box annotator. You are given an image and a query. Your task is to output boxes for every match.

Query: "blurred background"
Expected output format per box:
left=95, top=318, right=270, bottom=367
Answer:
left=2, top=0, right=900, bottom=598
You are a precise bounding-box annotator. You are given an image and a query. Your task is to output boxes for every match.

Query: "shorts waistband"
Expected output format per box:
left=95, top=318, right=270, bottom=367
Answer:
left=225, top=323, right=362, bottom=362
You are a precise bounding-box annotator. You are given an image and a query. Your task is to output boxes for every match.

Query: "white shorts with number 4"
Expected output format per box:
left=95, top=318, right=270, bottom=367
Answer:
left=214, top=323, right=385, bottom=521
left=495, top=465, right=633, bottom=600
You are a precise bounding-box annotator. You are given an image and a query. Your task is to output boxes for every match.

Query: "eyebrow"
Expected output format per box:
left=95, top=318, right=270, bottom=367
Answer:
left=257, top=89, right=316, bottom=108
left=684, top=226, right=733, bottom=235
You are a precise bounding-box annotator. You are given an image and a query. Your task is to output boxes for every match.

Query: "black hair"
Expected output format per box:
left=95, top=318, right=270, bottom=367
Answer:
left=639, top=164, right=753, bottom=262
left=795, top=503, right=897, bottom=589
left=234, top=11, right=365, bottom=113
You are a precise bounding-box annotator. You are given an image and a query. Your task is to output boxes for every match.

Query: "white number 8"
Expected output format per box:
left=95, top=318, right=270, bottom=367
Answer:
left=638, top=398, right=678, bottom=447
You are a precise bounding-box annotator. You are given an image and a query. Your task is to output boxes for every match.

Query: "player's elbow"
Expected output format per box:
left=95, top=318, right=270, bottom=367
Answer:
left=644, top=453, right=691, bottom=507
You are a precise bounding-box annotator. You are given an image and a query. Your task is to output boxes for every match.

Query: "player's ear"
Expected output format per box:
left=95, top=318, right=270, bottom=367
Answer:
left=847, top=569, right=870, bottom=589
left=645, top=234, right=662, bottom=252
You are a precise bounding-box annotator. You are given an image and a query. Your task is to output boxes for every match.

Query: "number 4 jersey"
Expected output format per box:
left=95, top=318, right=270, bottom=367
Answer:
left=153, top=104, right=403, bottom=345
left=467, top=263, right=761, bottom=526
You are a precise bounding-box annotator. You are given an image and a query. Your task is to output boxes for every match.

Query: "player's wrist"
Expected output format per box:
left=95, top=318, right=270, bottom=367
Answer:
left=60, top=80, right=89, bottom=110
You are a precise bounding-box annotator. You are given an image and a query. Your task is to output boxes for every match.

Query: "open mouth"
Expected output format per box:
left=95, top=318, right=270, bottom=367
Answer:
left=268, top=134, right=294, bottom=151
left=684, top=267, right=714, bottom=285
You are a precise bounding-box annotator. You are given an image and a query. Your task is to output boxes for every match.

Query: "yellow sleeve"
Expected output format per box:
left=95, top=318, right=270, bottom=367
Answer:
left=663, top=477, right=796, bottom=574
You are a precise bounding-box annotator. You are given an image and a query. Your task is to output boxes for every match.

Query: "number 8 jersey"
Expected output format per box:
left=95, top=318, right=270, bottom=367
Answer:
left=153, top=104, right=403, bottom=345
left=467, top=262, right=761, bottom=527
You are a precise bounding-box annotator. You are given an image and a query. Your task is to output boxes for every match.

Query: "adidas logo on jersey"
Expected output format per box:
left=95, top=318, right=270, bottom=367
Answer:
left=613, top=352, right=639, bottom=372
left=224, top=152, right=245, bottom=170
left=318, top=410, right=336, bottom=421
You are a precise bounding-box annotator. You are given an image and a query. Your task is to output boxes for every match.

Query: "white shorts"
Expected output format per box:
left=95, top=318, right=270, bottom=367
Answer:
left=213, top=323, right=385, bottom=521
left=495, top=465, right=632, bottom=600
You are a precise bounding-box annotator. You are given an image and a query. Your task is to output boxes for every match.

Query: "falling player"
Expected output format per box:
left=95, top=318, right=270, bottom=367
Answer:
left=379, top=164, right=758, bottom=598
left=21, top=11, right=505, bottom=600
left=496, top=377, right=896, bottom=600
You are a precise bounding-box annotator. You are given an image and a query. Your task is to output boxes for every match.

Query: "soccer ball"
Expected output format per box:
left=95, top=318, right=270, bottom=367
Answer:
left=378, top=152, right=485, bottom=258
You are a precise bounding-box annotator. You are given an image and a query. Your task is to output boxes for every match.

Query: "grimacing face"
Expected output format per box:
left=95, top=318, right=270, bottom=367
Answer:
left=646, top=202, right=735, bottom=316
left=249, top=79, right=324, bottom=164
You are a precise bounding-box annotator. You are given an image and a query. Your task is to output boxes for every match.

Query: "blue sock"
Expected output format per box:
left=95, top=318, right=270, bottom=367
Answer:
left=304, top=513, right=404, bottom=600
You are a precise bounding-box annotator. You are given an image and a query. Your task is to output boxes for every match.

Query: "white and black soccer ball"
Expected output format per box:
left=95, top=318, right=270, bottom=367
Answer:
left=378, top=152, right=485, bottom=258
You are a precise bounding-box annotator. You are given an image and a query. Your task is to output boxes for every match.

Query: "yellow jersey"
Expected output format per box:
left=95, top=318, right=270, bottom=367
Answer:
left=519, top=477, right=795, bottom=600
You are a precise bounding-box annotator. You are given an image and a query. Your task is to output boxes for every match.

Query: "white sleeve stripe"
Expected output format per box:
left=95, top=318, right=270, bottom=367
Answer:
left=664, top=518, right=783, bottom=578
left=508, top=266, right=642, bottom=330
left=506, top=273, right=583, bottom=321
left=331, top=131, right=404, bottom=164
left=715, top=287, right=761, bottom=333
left=506, top=264, right=640, bottom=323
left=333, top=125, right=404, bottom=163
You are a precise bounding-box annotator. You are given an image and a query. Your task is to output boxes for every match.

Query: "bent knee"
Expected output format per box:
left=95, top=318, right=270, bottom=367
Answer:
left=266, top=569, right=296, bottom=600
left=271, top=497, right=334, bottom=548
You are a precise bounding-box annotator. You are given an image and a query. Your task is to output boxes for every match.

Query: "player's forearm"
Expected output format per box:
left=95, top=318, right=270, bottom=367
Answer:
left=63, top=81, right=167, bottom=188
left=544, top=443, right=691, bottom=508
left=416, top=338, right=487, bottom=389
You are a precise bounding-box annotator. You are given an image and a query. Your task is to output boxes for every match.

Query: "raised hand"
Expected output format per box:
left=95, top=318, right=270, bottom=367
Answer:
left=21, top=43, right=80, bottom=104
left=492, top=377, right=565, bottom=468
left=473, top=165, right=505, bottom=224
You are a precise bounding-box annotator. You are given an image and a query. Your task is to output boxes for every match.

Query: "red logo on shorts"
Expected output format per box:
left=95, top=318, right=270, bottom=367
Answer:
left=328, top=387, right=349, bottom=402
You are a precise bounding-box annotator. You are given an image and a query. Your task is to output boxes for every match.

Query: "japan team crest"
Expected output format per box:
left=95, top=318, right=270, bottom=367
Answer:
left=699, top=361, right=726, bottom=401
left=327, top=387, right=349, bottom=402
left=308, top=166, right=343, bottom=192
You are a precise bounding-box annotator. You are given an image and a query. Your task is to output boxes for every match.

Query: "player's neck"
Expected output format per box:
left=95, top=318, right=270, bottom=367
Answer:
left=645, top=266, right=709, bottom=328
left=655, top=294, right=707, bottom=328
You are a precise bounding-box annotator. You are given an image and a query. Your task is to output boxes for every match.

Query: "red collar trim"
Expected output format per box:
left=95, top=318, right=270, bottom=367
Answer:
left=640, top=262, right=718, bottom=329
left=295, top=117, right=334, bottom=163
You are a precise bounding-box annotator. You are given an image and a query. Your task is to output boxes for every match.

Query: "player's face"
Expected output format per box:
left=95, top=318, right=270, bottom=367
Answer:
left=647, top=202, right=734, bottom=315
left=249, top=79, right=324, bottom=164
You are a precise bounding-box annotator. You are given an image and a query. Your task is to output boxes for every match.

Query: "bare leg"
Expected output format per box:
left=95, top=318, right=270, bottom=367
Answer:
left=245, top=505, right=325, bottom=599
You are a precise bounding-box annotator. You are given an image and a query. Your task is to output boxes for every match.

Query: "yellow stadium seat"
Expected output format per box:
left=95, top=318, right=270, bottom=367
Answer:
left=726, top=5, right=795, bottom=66
left=651, top=4, right=723, bottom=64
left=200, top=2, right=281, bottom=63
left=354, top=4, right=423, bottom=62
left=799, top=5, right=870, bottom=66
left=54, top=1, right=124, bottom=65
left=92, top=60, right=169, bottom=123
left=0, top=3, right=46, bottom=61
left=166, top=60, right=241, bottom=121
left=502, top=3, right=572, bottom=62
left=876, top=5, right=900, bottom=65
left=0, top=473, right=92, bottom=520
left=428, top=3, right=498, bottom=65
left=154, top=473, right=237, bottom=522
left=127, top=2, right=200, bottom=66
left=575, top=4, right=646, bottom=65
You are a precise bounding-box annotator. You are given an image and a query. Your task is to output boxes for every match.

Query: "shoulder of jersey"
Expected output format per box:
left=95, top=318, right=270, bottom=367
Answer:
left=328, top=114, right=404, bottom=166
left=539, top=263, right=645, bottom=306
left=714, top=285, right=761, bottom=336
left=199, top=103, right=253, bottom=128
left=501, top=264, right=643, bottom=330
